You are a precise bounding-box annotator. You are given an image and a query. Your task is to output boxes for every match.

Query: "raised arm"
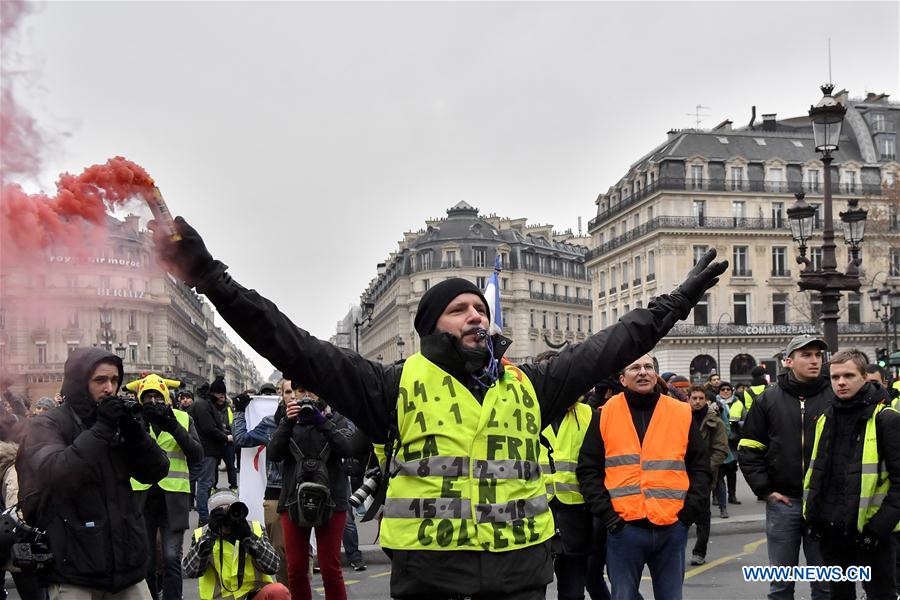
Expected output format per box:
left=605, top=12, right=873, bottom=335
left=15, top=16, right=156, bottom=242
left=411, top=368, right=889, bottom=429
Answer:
left=151, top=217, right=399, bottom=442
left=522, top=249, right=728, bottom=423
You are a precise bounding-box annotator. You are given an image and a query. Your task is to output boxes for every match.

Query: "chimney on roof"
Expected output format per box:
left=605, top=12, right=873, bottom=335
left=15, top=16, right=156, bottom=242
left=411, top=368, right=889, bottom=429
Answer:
left=748, top=106, right=756, bottom=130
left=667, top=129, right=680, bottom=141
left=866, top=92, right=878, bottom=102
left=762, top=113, right=777, bottom=131
left=124, top=214, right=140, bottom=233
left=713, top=119, right=733, bottom=131
left=376, top=262, right=386, bottom=276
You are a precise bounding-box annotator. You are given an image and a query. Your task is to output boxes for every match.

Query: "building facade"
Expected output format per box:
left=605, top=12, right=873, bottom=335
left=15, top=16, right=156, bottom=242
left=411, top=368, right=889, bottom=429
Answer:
left=0, top=214, right=262, bottom=401
left=357, top=202, right=593, bottom=364
left=586, top=90, right=900, bottom=383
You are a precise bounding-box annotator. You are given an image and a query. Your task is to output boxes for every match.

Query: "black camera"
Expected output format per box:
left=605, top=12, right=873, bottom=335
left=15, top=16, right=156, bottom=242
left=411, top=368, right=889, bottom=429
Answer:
left=121, top=398, right=143, bottom=416
left=209, top=501, right=249, bottom=535
left=296, top=398, right=318, bottom=418
left=0, top=507, right=53, bottom=571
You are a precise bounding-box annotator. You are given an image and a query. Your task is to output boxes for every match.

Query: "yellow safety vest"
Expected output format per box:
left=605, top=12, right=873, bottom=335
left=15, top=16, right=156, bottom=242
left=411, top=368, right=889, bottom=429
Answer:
left=380, top=353, right=554, bottom=552
left=803, top=405, right=900, bottom=533
left=132, top=409, right=191, bottom=493
left=541, top=403, right=593, bottom=505
left=194, top=521, right=273, bottom=600
left=227, top=406, right=234, bottom=427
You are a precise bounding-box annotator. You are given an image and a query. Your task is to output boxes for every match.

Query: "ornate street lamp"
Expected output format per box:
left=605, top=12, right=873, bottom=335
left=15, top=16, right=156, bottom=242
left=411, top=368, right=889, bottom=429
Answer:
left=397, top=335, right=406, bottom=360
left=839, top=199, right=867, bottom=273
left=786, top=83, right=863, bottom=353
left=870, top=285, right=900, bottom=352
left=99, top=307, right=113, bottom=351
left=353, top=301, right=375, bottom=354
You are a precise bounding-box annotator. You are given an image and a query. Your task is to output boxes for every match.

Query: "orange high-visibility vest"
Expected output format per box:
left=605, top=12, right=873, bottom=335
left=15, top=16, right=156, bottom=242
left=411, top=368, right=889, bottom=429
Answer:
left=599, top=393, right=691, bottom=525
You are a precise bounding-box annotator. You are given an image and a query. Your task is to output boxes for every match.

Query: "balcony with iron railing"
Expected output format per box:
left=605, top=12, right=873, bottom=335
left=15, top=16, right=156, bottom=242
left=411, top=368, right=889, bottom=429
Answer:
left=588, top=176, right=886, bottom=230
left=584, top=214, right=896, bottom=263
left=529, top=291, right=592, bottom=306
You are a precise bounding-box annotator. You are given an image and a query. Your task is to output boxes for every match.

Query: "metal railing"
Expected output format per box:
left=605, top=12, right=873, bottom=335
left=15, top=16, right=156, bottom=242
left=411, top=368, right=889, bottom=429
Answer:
left=528, top=291, right=592, bottom=306
left=588, top=177, right=886, bottom=230
left=732, top=269, right=752, bottom=277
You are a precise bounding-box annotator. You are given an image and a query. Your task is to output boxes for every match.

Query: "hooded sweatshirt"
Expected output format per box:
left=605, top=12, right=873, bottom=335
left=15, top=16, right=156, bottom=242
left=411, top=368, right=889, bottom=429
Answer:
left=16, top=348, right=169, bottom=591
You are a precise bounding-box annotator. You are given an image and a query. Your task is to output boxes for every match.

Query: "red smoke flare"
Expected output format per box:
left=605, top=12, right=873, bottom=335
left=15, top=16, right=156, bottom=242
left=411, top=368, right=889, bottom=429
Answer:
left=0, top=156, right=158, bottom=263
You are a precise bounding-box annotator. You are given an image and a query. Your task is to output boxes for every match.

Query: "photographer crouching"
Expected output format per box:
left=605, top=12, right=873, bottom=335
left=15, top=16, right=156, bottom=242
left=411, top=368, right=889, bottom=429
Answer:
left=15, top=348, right=170, bottom=598
left=183, top=489, right=288, bottom=600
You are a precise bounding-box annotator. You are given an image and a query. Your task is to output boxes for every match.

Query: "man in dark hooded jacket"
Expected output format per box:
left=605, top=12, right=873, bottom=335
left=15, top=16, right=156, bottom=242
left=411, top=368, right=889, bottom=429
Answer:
left=16, top=348, right=169, bottom=597
left=148, top=216, right=726, bottom=599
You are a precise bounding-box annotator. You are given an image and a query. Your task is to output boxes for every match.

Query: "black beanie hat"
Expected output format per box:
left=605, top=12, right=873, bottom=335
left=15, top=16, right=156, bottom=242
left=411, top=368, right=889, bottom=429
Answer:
left=414, top=278, right=490, bottom=337
left=209, top=376, right=226, bottom=395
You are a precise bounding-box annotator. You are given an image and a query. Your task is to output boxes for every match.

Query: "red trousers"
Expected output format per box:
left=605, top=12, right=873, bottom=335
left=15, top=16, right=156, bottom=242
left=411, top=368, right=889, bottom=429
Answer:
left=281, top=510, right=348, bottom=600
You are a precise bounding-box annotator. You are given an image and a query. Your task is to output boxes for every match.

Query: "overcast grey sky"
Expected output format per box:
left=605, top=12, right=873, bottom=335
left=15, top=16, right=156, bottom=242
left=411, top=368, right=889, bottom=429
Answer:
left=7, top=1, right=899, bottom=377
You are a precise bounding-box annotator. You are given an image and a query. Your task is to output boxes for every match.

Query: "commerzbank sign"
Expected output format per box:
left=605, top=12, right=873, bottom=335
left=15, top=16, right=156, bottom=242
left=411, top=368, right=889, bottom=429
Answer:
left=738, top=324, right=819, bottom=336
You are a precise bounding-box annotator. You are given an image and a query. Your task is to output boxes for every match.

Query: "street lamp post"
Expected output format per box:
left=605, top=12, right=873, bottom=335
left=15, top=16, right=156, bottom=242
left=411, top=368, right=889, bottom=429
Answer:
left=870, top=285, right=900, bottom=352
left=353, top=301, right=376, bottom=354
left=787, top=83, right=866, bottom=354
left=397, top=335, right=406, bottom=360
left=99, top=307, right=113, bottom=351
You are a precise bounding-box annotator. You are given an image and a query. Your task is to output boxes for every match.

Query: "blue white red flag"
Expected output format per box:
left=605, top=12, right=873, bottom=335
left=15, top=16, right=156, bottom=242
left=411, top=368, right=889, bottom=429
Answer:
left=483, top=255, right=503, bottom=335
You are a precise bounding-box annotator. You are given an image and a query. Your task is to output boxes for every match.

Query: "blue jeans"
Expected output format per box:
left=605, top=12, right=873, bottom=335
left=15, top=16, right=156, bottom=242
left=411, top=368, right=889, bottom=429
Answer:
left=196, top=456, right=219, bottom=522
left=765, top=497, right=829, bottom=600
left=606, top=521, right=688, bottom=600
left=342, top=506, right=363, bottom=563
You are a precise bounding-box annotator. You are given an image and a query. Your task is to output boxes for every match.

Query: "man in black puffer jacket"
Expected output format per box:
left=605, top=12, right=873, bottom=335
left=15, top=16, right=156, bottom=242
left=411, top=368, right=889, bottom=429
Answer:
left=739, top=334, right=833, bottom=600
left=191, top=379, right=232, bottom=525
left=16, top=347, right=169, bottom=596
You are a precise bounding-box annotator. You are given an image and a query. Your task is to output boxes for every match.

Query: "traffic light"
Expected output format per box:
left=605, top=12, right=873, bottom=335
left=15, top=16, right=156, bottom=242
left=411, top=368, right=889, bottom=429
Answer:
left=876, top=347, right=889, bottom=368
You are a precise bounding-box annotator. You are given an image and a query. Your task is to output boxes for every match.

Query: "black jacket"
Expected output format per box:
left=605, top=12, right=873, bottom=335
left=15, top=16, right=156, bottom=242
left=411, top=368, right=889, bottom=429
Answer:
left=576, top=391, right=712, bottom=528
left=268, top=410, right=368, bottom=513
left=804, top=382, right=900, bottom=538
left=192, top=395, right=229, bottom=458
left=16, top=348, right=169, bottom=591
left=738, top=371, right=832, bottom=500
left=196, top=270, right=698, bottom=595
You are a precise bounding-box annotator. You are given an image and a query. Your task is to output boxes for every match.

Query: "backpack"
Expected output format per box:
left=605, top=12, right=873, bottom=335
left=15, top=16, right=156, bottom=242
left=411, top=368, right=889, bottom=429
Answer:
left=286, top=438, right=334, bottom=527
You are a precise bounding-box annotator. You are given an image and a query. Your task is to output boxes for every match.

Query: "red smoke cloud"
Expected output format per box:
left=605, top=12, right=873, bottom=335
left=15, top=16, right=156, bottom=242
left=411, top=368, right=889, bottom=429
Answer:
left=1, top=157, right=158, bottom=263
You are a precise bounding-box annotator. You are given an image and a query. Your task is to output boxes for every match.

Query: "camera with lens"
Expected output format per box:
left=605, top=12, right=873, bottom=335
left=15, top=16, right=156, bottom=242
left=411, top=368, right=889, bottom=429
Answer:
left=296, top=398, right=318, bottom=419
left=0, top=507, right=53, bottom=571
left=348, top=469, right=382, bottom=512
left=208, top=501, right=249, bottom=536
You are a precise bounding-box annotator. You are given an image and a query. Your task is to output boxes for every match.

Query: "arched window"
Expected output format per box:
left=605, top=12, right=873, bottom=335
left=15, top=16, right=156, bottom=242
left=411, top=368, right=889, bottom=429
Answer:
left=730, top=353, right=758, bottom=384
left=689, top=354, right=717, bottom=383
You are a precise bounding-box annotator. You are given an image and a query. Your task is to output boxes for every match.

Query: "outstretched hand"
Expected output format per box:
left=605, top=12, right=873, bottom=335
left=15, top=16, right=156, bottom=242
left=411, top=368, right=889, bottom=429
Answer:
left=676, top=248, right=728, bottom=307
left=148, top=216, right=219, bottom=288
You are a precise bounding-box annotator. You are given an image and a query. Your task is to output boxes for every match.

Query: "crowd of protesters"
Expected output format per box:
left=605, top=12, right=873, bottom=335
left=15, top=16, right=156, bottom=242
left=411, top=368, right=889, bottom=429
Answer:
left=0, top=214, right=896, bottom=600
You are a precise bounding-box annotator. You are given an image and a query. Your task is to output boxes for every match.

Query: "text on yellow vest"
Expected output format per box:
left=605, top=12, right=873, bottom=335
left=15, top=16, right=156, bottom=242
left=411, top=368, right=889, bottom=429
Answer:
left=380, top=353, right=555, bottom=552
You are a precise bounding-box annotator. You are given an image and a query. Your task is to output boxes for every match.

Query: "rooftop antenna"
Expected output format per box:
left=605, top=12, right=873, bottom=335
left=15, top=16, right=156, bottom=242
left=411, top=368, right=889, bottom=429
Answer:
left=686, top=105, right=711, bottom=128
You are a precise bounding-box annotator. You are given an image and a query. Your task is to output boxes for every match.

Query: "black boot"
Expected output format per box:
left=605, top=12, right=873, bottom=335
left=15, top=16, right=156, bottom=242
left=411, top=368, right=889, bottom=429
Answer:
left=728, top=495, right=742, bottom=505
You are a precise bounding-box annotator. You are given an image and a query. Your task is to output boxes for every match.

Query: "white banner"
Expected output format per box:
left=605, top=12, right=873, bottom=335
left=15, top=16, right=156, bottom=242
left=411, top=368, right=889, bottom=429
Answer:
left=238, top=395, right=279, bottom=525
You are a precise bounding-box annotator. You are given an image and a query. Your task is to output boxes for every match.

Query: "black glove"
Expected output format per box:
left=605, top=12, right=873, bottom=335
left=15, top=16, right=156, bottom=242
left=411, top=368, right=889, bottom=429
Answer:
left=119, top=412, right=148, bottom=444
left=233, top=393, right=252, bottom=413
left=232, top=518, right=253, bottom=542
left=857, top=527, right=880, bottom=551
left=673, top=248, right=729, bottom=317
left=148, top=404, right=180, bottom=433
left=149, top=216, right=226, bottom=289
left=94, top=397, right=127, bottom=441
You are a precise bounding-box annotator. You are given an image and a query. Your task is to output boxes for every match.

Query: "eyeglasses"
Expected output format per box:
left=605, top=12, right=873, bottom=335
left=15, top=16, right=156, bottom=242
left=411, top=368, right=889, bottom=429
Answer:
left=625, top=363, right=656, bottom=374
